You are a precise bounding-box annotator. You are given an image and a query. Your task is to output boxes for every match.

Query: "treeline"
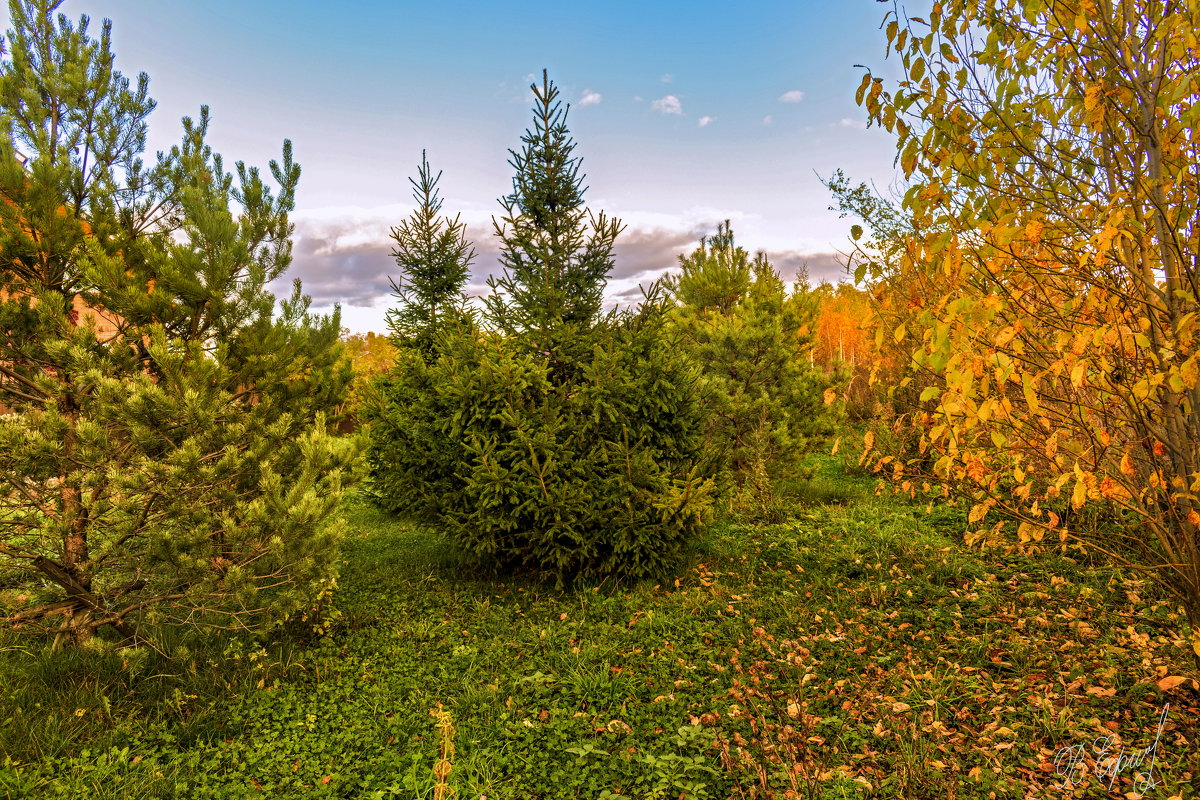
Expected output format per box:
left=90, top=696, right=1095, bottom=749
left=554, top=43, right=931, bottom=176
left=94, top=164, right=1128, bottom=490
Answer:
left=0, top=0, right=854, bottom=652
left=9, top=0, right=1193, bottom=667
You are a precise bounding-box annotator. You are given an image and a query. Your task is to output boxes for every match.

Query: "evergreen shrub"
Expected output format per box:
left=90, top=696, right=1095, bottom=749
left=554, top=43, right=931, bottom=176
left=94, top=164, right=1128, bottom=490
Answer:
left=368, top=73, right=714, bottom=582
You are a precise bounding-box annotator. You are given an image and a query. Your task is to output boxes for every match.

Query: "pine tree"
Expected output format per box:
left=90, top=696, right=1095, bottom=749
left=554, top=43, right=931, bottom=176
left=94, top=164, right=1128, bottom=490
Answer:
left=0, top=0, right=356, bottom=649
left=370, top=72, right=714, bottom=583
left=669, top=222, right=836, bottom=518
left=383, top=151, right=474, bottom=359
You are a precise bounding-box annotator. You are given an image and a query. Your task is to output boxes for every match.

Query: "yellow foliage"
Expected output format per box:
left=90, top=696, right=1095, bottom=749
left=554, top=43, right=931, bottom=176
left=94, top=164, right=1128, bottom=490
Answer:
left=848, top=0, right=1200, bottom=639
left=1024, top=220, right=1044, bottom=243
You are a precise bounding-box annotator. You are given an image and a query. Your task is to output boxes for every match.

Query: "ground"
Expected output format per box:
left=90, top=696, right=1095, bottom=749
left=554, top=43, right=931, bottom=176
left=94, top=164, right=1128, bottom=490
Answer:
left=0, top=455, right=1196, bottom=799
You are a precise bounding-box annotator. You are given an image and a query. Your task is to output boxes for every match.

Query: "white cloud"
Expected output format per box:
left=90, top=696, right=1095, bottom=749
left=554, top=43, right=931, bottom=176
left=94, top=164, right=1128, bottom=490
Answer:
left=838, top=117, right=867, bottom=129
left=660, top=73, right=673, bottom=83
left=651, top=95, right=683, bottom=115
left=698, top=116, right=715, bottom=127
left=778, top=89, right=805, bottom=103
left=762, top=115, right=773, bottom=126
left=579, top=89, right=602, bottom=106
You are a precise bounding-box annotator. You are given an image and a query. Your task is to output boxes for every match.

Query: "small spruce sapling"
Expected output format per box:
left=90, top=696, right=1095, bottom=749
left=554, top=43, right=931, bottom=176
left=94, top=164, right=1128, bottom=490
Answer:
left=384, top=150, right=475, bottom=360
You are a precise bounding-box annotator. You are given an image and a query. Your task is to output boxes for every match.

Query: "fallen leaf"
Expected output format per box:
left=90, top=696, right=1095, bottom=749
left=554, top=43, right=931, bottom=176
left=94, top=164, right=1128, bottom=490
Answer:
left=1156, top=675, right=1187, bottom=691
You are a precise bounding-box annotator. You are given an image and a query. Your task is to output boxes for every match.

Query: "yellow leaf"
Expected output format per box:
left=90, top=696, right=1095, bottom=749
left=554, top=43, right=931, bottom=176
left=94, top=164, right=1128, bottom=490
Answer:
left=1181, top=354, right=1199, bottom=389
left=1071, top=477, right=1087, bottom=510
left=858, top=431, right=875, bottom=468
left=994, top=225, right=1019, bottom=246
left=1097, top=224, right=1120, bottom=252
left=830, top=437, right=840, bottom=456
left=823, top=387, right=838, bottom=406
left=892, top=702, right=911, bottom=712
left=855, top=73, right=872, bottom=105
left=1024, top=220, right=1044, bottom=243
left=1070, top=360, right=1086, bottom=387
left=1022, top=373, right=1040, bottom=413
left=1017, top=521, right=1043, bottom=543
left=1044, top=432, right=1058, bottom=460
left=968, top=503, right=990, bottom=524
left=1120, top=452, right=1135, bottom=477
left=1193, top=630, right=1200, bottom=659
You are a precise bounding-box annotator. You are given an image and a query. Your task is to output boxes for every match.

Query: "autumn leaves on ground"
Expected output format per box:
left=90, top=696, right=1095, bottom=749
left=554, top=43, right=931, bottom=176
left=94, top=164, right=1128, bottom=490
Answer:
left=2, top=0, right=1200, bottom=798
left=2, top=459, right=1196, bottom=798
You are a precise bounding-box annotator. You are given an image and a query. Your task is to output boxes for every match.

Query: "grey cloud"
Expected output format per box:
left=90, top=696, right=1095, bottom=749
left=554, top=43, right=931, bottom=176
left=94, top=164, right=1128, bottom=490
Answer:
left=281, top=218, right=709, bottom=309
left=763, top=250, right=849, bottom=285
left=282, top=234, right=395, bottom=308
left=277, top=212, right=848, bottom=313
left=609, top=226, right=702, bottom=280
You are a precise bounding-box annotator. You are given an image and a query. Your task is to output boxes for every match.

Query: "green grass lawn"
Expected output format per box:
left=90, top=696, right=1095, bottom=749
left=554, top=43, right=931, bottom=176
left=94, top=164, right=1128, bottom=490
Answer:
left=1, top=456, right=1196, bottom=799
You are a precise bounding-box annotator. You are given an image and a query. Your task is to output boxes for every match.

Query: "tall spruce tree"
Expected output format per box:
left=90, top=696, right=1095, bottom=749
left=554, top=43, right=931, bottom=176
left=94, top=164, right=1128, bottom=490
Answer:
left=370, top=72, right=714, bottom=583
left=669, top=222, right=836, bottom=518
left=485, top=70, right=622, bottom=363
left=383, top=151, right=474, bottom=359
left=0, top=0, right=356, bottom=649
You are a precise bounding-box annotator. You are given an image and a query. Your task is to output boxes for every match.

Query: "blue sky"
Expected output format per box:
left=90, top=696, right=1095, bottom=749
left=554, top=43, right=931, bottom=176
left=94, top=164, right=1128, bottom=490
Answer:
left=9, top=0, right=909, bottom=332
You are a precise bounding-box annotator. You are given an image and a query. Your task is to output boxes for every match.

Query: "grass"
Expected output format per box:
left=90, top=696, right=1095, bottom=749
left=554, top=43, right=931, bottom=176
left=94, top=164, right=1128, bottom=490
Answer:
left=0, top=454, right=1196, bottom=798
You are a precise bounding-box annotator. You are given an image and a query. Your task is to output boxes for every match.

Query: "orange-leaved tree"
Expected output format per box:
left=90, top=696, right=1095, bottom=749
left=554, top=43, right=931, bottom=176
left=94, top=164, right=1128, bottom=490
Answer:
left=337, top=331, right=398, bottom=431
left=823, top=170, right=949, bottom=471
left=811, top=281, right=876, bottom=419
left=857, top=0, right=1200, bottom=656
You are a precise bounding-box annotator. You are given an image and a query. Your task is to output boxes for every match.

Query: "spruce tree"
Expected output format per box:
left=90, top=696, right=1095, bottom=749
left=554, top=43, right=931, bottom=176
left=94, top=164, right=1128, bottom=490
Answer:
left=370, top=72, right=714, bottom=583
left=485, top=70, right=622, bottom=363
left=0, top=0, right=356, bottom=649
left=669, top=222, right=835, bottom=518
left=383, top=150, right=474, bottom=359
